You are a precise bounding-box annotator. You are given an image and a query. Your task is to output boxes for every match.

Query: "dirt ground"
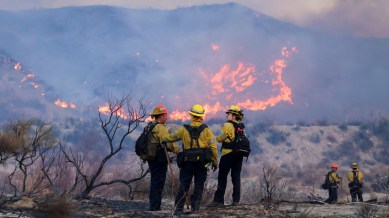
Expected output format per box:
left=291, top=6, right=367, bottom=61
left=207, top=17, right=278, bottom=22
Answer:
left=2, top=197, right=389, bottom=218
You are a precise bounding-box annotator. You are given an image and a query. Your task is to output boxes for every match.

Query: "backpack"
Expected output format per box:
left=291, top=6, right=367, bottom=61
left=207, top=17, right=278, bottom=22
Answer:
left=135, top=122, right=158, bottom=161
left=321, top=172, right=331, bottom=189
left=222, top=121, right=251, bottom=158
left=349, top=171, right=362, bottom=188
left=184, top=124, right=208, bottom=148
left=176, top=124, right=211, bottom=167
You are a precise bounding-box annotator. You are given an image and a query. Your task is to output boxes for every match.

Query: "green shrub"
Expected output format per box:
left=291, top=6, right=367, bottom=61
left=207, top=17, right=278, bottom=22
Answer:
left=266, top=129, right=288, bottom=145
left=338, top=123, right=348, bottom=132
left=353, top=131, right=374, bottom=151
left=309, top=133, right=321, bottom=144
left=326, top=135, right=338, bottom=144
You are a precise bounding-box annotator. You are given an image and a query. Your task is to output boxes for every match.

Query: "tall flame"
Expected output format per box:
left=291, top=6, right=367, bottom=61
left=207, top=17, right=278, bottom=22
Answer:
left=96, top=46, right=297, bottom=122
left=168, top=46, right=297, bottom=121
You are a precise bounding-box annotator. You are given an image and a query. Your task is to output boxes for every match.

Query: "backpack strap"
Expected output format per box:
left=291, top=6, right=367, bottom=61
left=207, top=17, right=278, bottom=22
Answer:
left=353, top=171, right=359, bottom=184
left=222, top=121, right=244, bottom=150
left=147, top=122, right=161, bottom=148
left=183, top=124, right=208, bottom=150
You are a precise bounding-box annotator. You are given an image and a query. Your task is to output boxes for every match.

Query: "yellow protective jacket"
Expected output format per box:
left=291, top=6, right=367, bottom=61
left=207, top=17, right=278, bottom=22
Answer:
left=162, top=118, right=218, bottom=166
left=328, top=171, right=342, bottom=185
left=348, top=169, right=363, bottom=183
left=216, top=120, right=238, bottom=156
left=151, top=122, right=179, bottom=154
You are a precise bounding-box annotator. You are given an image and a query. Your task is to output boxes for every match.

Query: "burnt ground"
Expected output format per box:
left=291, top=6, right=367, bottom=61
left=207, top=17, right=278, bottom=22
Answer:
left=1, top=197, right=389, bottom=218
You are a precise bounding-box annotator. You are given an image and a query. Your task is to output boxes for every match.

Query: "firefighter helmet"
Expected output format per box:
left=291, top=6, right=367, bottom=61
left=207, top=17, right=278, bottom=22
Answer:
left=189, top=104, right=205, bottom=117
left=351, top=162, right=358, bottom=169
left=226, top=105, right=244, bottom=121
left=150, top=104, right=168, bottom=116
left=331, top=162, right=339, bottom=169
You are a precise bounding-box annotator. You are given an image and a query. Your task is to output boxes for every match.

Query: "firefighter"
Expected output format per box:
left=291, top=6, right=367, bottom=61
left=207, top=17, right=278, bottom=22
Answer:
left=208, top=105, right=245, bottom=207
left=162, top=104, right=218, bottom=215
left=147, top=104, right=180, bottom=211
left=324, top=162, right=342, bottom=204
left=348, top=162, right=363, bottom=202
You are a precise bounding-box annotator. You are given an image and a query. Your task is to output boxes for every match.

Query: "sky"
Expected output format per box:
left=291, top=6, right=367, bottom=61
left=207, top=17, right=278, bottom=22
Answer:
left=0, top=0, right=388, bottom=38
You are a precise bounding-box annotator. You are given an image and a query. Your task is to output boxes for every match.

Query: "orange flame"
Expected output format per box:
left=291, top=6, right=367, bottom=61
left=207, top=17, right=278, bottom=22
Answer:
left=207, top=62, right=256, bottom=95
left=54, top=99, right=77, bottom=109
left=55, top=99, right=68, bottom=108
left=14, top=62, right=21, bottom=70
left=69, top=102, right=76, bottom=109
left=20, top=73, right=35, bottom=83
left=211, top=43, right=220, bottom=51
left=167, top=46, right=297, bottom=121
left=31, top=82, right=39, bottom=89
left=98, top=103, right=140, bottom=120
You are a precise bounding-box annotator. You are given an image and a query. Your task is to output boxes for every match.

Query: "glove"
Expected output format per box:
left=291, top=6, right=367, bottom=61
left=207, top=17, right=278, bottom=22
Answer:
left=212, top=164, right=218, bottom=172
left=172, top=145, right=180, bottom=154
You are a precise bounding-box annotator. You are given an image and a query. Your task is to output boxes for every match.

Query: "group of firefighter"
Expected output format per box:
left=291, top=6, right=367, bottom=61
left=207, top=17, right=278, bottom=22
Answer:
left=324, top=162, right=364, bottom=204
left=144, top=103, right=367, bottom=215
left=146, top=103, right=244, bottom=215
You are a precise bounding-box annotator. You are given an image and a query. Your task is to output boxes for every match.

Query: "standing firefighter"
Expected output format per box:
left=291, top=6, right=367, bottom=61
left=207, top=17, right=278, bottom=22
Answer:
left=208, top=105, right=247, bottom=207
left=348, top=162, right=363, bottom=202
left=147, top=104, right=179, bottom=211
left=324, top=163, right=342, bottom=204
left=163, top=104, right=218, bottom=215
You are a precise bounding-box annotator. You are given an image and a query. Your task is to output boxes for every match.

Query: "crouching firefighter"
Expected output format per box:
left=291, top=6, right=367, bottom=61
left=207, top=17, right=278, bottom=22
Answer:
left=162, top=104, right=218, bottom=215
left=348, top=162, right=363, bottom=202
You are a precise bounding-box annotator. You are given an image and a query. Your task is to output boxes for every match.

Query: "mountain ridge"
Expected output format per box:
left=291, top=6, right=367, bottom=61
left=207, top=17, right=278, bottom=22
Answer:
left=0, top=3, right=388, bottom=123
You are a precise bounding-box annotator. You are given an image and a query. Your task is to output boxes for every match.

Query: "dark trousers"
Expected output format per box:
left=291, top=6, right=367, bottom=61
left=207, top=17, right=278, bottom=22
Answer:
left=350, top=187, right=363, bottom=202
left=175, top=161, right=207, bottom=211
left=325, top=187, right=338, bottom=204
left=148, top=150, right=168, bottom=211
left=213, top=152, right=243, bottom=204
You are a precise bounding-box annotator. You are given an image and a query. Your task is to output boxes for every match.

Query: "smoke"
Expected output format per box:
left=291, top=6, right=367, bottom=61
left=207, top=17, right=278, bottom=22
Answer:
left=0, top=4, right=388, bottom=124
left=305, top=0, right=389, bottom=38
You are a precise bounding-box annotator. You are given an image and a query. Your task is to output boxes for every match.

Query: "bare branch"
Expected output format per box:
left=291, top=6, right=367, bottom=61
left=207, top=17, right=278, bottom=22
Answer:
left=60, top=92, right=150, bottom=199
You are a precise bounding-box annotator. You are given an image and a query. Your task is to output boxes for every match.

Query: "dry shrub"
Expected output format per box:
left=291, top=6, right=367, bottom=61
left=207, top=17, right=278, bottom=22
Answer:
left=0, top=132, right=21, bottom=163
left=163, top=166, right=180, bottom=199
left=201, top=179, right=217, bottom=205
left=36, top=194, right=77, bottom=218
left=0, top=133, right=21, bottom=153
left=130, top=177, right=150, bottom=200
left=356, top=203, right=379, bottom=218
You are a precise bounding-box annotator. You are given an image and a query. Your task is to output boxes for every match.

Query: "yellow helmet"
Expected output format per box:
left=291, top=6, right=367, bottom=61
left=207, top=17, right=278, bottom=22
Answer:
left=189, top=104, right=205, bottom=117
left=226, top=105, right=241, bottom=115
left=150, top=104, right=168, bottom=116
left=226, top=105, right=244, bottom=121
left=351, top=162, right=358, bottom=169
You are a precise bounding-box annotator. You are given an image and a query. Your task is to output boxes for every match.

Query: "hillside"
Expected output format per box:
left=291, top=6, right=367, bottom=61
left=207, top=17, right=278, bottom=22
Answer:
left=241, top=123, right=389, bottom=196
left=1, top=4, right=389, bottom=123
left=1, top=118, right=389, bottom=217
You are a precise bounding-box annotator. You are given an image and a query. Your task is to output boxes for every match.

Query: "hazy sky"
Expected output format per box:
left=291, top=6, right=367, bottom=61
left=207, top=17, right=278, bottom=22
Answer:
left=1, top=0, right=388, bottom=38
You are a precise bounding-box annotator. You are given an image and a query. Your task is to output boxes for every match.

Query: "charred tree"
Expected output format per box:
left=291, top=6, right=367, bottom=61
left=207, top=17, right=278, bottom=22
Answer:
left=60, top=93, right=150, bottom=199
